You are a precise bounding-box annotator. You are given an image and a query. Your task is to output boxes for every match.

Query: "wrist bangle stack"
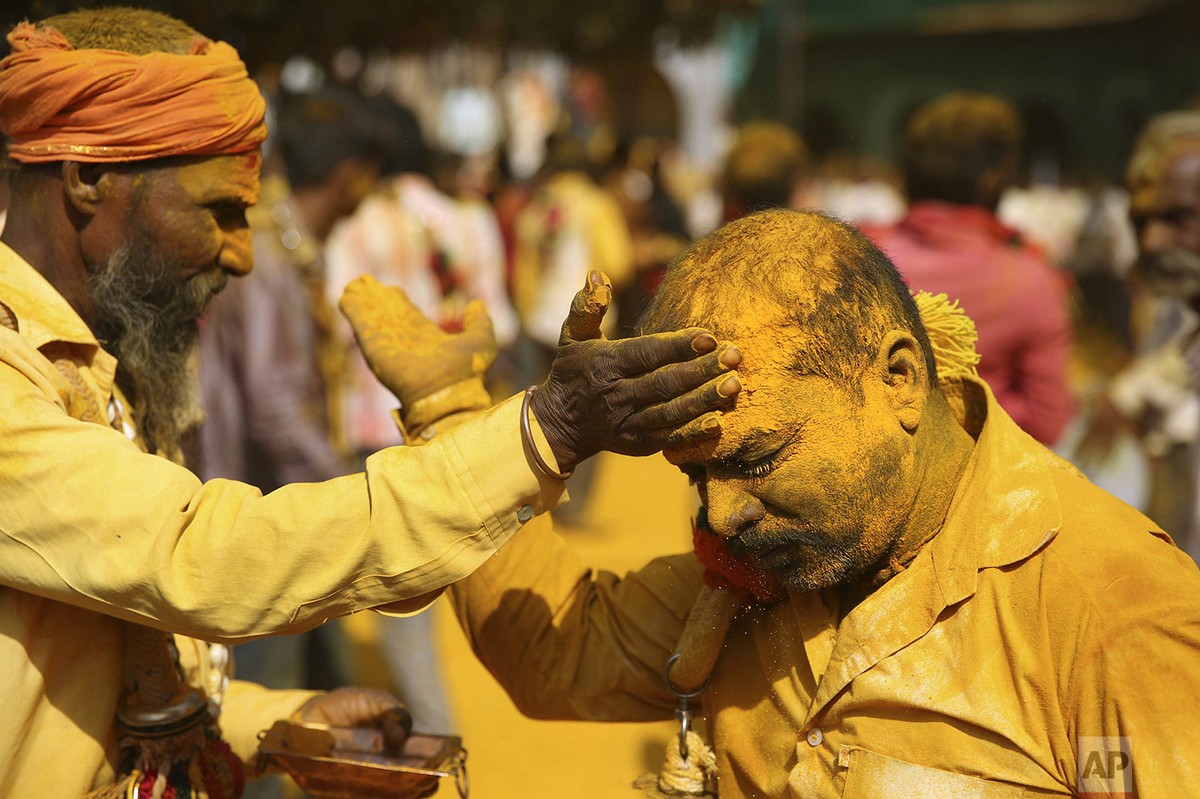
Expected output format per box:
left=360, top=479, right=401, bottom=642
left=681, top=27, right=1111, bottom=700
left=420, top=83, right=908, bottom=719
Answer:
left=521, top=385, right=574, bottom=480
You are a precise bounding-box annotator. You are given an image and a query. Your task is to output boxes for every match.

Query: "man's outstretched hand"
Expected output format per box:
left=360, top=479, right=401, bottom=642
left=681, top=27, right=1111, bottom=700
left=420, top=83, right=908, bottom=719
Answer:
left=338, top=275, right=496, bottom=409
left=530, top=270, right=741, bottom=472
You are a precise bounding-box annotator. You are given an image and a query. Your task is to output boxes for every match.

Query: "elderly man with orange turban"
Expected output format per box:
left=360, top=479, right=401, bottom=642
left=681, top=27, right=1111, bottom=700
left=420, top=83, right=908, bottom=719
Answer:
left=0, top=7, right=741, bottom=797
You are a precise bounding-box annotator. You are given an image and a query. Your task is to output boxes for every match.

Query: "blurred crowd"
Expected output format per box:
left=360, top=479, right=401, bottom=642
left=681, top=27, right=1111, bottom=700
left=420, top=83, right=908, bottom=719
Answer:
left=6, top=40, right=1193, bottom=797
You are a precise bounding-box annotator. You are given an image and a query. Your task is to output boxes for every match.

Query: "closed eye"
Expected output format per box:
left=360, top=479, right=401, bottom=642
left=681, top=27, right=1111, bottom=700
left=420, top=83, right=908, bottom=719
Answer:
left=746, top=459, right=775, bottom=479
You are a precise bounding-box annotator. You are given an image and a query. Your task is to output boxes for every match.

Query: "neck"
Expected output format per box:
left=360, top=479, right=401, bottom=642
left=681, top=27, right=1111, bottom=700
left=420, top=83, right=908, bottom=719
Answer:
left=848, top=397, right=976, bottom=602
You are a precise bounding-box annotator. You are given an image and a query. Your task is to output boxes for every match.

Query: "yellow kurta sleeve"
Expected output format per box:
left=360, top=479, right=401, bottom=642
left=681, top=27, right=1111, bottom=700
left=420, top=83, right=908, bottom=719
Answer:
left=0, top=326, right=566, bottom=642
left=219, top=680, right=318, bottom=769
left=450, top=513, right=705, bottom=722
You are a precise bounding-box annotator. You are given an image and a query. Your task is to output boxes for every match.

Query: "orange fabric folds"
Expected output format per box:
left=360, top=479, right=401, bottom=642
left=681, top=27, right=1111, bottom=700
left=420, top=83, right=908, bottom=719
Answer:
left=0, top=22, right=266, bottom=163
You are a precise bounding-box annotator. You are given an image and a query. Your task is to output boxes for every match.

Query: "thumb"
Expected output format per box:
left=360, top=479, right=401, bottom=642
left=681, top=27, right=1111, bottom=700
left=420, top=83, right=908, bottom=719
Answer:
left=559, top=270, right=612, bottom=345
left=461, top=299, right=496, bottom=342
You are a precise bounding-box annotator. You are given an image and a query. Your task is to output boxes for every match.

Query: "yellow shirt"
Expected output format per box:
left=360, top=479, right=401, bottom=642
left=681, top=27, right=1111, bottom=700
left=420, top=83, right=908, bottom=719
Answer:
left=452, top=376, right=1200, bottom=798
left=0, top=242, right=565, bottom=795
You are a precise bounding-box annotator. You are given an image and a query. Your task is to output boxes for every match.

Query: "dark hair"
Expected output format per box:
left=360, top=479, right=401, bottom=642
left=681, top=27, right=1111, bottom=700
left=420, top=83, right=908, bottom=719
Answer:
left=275, top=85, right=387, bottom=190
left=641, top=209, right=937, bottom=387
left=370, top=97, right=430, bottom=178
left=901, top=91, right=1021, bottom=207
left=39, top=6, right=200, bottom=54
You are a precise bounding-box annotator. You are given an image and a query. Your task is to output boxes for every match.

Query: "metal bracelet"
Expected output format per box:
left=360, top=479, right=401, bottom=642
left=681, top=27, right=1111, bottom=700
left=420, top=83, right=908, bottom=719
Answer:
left=520, top=385, right=573, bottom=481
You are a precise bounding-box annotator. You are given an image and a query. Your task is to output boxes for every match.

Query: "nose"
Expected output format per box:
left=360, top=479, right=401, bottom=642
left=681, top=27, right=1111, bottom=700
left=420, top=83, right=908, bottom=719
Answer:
left=705, top=478, right=766, bottom=539
left=220, top=227, right=254, bottom=276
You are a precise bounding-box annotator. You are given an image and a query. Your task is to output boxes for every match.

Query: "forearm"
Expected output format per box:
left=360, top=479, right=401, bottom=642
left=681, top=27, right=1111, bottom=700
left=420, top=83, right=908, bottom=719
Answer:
left=1, top=377, right=564, bottom=642
left=450, top=513, right=702, bottom=722
left=220, top=680, right=319, bottom=770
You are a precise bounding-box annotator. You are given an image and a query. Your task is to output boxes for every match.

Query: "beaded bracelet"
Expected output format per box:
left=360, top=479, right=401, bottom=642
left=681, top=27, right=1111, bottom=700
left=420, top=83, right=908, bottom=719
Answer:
left=520, top=385, right=574, bottom=480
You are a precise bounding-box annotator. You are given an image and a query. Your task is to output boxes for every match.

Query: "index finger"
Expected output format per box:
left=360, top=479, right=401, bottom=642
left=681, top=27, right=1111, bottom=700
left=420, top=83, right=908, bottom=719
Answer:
left=609, top=327, right=720, bottom=377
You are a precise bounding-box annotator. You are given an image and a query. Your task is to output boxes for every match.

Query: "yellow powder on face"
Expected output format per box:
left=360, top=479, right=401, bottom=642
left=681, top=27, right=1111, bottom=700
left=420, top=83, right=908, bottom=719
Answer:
left=665, top=319, right=821, bottom=467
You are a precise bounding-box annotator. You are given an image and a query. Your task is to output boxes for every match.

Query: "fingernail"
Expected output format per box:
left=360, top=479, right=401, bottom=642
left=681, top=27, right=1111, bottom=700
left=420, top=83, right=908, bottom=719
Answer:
left=588, top=270, right=605, bottom=288
left=692, top=333, right=717, bottom=353
left=717, top=374, right=741, bottom=397
left=719, top=345, right=742, bottom=368
left=701, top=416, right=721, bottom=433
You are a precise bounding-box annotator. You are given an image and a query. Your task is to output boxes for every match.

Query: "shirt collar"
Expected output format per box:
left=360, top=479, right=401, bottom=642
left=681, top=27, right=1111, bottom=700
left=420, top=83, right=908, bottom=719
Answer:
left=930, top=373, right=1066, bottom=606
left=0, top=240, right=117, bottom=389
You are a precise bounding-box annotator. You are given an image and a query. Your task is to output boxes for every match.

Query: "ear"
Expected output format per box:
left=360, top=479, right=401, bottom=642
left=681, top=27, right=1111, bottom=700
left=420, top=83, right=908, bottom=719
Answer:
left=873, top=329, right=928, bottom=432
left=62, top=162, right=127, bottom=217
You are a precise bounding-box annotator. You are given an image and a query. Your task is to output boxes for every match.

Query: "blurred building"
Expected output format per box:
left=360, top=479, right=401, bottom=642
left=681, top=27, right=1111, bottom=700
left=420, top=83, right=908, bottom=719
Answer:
left=753, top=0, right=1198, bottom=182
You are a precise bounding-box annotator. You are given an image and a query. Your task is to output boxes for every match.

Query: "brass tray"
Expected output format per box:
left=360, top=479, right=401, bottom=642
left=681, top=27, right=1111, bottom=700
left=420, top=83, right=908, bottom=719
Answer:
left=258, top=720, right=468, bottom=798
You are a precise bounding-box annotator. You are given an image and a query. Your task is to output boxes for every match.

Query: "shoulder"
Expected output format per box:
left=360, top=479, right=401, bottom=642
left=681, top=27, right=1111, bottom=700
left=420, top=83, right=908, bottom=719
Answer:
left=1039, top=467, right=1200, bottom=630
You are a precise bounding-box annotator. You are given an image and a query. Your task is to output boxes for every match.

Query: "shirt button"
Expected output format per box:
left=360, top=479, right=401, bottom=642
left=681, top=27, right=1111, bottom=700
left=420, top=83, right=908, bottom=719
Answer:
left=517, top=505, right=535, bottom=523
left=806, top=728, right=824, bottom=747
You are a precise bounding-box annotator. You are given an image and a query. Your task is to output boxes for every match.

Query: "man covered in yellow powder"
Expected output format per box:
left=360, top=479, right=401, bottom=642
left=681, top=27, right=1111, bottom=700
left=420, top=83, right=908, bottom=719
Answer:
left=379, top=208, right=1200, bottom=797
left=0, top=7, right=741, bottom=796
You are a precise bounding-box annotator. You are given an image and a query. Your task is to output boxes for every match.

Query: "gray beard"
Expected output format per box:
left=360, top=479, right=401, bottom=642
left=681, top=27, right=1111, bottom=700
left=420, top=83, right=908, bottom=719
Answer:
left=87, top=231, right=226, bottom=461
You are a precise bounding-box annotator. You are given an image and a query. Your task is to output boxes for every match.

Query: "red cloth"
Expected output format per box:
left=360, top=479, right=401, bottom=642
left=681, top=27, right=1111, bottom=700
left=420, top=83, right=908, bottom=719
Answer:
left=692, top=515, right=785, bottom=606
left=0, top=21, right=266, bottom=163
left=862, top=202, right=1075, bottom=445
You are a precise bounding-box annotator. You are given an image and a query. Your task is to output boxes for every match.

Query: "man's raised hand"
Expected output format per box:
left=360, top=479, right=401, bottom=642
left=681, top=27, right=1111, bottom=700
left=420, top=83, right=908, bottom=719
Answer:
left=529, top=270, right=741, bottom=472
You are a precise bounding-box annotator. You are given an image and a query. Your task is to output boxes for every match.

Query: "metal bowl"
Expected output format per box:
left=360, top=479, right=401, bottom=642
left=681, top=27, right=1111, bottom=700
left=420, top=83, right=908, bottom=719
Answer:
left=257, top=720, right=468, bottom=798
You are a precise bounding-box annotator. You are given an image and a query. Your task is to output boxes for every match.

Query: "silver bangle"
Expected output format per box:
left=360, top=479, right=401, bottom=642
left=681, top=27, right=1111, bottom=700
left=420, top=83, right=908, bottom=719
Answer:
left=521, top=385, right=573, bottom=481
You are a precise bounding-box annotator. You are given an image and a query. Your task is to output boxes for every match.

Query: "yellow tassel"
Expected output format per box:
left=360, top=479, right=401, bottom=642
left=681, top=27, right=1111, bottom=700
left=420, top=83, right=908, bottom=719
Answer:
left=913, top=291, right=981, bottom=377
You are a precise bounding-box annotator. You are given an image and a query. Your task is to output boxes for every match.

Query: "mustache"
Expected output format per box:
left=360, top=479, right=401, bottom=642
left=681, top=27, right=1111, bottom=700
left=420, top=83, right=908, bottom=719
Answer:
left=726, top=522, right=832, bottom=561
left=174, top=269, right=228, bottom=319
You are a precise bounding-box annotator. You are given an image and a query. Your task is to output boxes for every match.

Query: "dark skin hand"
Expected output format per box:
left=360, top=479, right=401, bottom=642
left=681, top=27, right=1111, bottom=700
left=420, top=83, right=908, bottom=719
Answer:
left=293, top=687, right=414, bottom=753
left=530, top=270, right=742, bottom=471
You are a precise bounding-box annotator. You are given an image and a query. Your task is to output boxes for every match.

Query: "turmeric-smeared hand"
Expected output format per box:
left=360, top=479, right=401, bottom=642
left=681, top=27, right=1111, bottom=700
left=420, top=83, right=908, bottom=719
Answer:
left=338, top=276, right=496, bottom=411
left=530, top=270, right=742, bottom=472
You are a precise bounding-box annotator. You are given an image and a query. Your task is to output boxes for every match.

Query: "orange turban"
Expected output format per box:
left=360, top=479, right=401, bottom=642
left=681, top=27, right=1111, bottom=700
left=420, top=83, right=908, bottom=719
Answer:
left=0, top=21, right=267, bottom=163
